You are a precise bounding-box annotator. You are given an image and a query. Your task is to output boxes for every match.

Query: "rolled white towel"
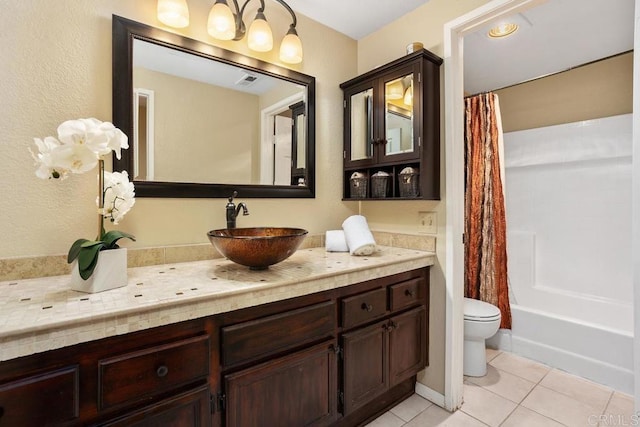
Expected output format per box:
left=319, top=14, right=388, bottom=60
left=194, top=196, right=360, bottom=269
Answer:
left=342, top=215, right=376, bottom=256
left=325, top=230, right=349, bottom=252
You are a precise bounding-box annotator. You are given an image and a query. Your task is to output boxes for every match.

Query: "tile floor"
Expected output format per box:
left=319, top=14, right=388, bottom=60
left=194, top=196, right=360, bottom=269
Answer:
left=366, top=349, right=636, bottom=427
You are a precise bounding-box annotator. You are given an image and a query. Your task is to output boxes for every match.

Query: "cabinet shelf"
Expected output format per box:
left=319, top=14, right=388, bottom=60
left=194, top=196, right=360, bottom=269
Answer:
left=341, top=49, right=442, bottom=200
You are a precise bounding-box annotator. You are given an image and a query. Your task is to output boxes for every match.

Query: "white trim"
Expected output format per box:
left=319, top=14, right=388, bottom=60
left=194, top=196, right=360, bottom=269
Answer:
left=259, top=92, right=306, bottom=185
left=442, top=0, right=547, bottom=412
left=632, top=0, right=640, bottom=411
left=133, top=88, right=155, bottom=181
left=415, top=382, right=445, bottom=408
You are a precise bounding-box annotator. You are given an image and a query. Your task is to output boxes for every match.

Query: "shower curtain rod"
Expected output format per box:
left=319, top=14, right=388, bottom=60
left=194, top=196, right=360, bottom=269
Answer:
left=465, top=49, right=632, bottom=99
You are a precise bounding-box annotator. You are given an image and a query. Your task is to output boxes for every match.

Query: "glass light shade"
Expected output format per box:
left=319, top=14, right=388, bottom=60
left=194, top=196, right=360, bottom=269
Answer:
left=404, top=87, right=413, bottom=106
left=247, top=13, right=273, bottom=52
left=208, top=1, right=236, bottom=40
left=386, top=80, right=404, bottom=100
left=279, top=30, right=303, bottom=64
left=157, top=0, right=189, bottom=28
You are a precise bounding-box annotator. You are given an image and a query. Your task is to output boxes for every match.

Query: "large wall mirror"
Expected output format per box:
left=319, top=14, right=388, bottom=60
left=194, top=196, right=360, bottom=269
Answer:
left=112, top=15, right=315, bottom=198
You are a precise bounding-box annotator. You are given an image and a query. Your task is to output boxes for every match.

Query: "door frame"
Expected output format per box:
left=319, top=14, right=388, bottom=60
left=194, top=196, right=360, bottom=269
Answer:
left=445, top=0, right=640, bottom=410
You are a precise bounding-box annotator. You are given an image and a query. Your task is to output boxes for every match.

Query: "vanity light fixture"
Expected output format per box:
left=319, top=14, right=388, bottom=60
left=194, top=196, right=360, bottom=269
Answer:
left=157, top=0, right=190, bottom=28
left=488, top=22, right=519, bottom=38
left=158, top=0, right=303, bottom=64
left=404, top=86, right=413, bottom=106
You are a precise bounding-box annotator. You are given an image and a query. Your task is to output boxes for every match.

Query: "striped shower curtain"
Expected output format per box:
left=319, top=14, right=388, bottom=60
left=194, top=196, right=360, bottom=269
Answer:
left=464, top=92, right=512, bottom=329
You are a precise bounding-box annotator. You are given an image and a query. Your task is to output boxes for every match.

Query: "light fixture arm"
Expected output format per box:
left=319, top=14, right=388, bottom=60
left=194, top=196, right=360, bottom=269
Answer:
left=229, top=0, right=298, bottom=40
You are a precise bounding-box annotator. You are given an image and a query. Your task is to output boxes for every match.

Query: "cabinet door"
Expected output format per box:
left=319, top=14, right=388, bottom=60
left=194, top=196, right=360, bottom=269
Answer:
left=99, top=385, right=212, bottom=427
left=388, top=306, right=427, bottom=387
left=342, top=320, right=388, bottom=415
left=225, top=340, right=338, bottom=427
left=344, top=81, right=376, bottom=168
left=379, top=64, right=421, bottom=165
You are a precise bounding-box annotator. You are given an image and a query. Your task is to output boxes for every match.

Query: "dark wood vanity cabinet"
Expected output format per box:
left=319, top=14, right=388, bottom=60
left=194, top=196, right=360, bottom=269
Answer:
left=0, top=267, right=429, bottom=427
left=340, top=49, right=442, bottom=200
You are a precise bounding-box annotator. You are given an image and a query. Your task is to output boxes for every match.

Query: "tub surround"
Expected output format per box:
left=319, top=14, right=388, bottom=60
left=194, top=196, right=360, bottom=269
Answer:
left=0, top=245, right=435, bottom=362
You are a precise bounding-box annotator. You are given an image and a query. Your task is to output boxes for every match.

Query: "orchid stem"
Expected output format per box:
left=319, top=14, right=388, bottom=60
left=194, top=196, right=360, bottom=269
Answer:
left=97, top=159, right=104, bottom=240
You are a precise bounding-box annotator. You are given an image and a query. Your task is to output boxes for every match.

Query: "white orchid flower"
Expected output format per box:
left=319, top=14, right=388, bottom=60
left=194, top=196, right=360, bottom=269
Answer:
left=51, top=142, right=99, bottom=174
left=101, top=170, right=136, bottom=224
left=31, top=136, right=70, bottom=179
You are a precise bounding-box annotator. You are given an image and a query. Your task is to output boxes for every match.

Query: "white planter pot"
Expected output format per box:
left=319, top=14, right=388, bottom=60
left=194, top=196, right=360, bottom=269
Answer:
left=70, top=248, right=128, bottom=293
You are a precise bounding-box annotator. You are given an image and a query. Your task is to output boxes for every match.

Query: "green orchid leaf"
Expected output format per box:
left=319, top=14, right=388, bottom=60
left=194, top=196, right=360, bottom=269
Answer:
left=67, top=238, right=90, bottom=263
left=80, top=240, right=103, bottom=248
left=78, top=244, right=105, bottom=280
left=102, top=230, right=136, bottom=249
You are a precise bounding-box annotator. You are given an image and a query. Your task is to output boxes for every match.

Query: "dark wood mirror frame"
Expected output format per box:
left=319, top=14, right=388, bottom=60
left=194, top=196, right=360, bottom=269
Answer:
left=112, top=15, right=316, bottom=198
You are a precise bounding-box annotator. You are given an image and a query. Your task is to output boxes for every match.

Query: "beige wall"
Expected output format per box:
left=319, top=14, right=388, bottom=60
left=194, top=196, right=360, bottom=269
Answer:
left=496, top=52, right=633, bottom=132
left=1, top=0, right=357, bottom=257
left=134, top=68, right=257, bottom=184
left=357, top=0, right=492, bottom=395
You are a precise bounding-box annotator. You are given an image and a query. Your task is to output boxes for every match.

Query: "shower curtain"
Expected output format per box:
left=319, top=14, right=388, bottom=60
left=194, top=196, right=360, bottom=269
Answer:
left=464, top=92, right=511, bottom=329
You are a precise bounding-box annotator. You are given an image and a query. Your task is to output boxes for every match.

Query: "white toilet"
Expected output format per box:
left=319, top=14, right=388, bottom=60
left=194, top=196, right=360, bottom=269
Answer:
left=463, top=297, right=501, bottom=377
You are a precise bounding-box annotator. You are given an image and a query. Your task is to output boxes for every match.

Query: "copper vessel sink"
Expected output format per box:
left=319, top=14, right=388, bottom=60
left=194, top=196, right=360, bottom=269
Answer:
left=207, top=227, right=308, bottom=270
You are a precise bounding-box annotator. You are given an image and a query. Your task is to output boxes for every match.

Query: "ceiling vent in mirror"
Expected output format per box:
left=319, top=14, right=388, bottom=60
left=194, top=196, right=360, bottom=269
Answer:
left=235, top=73, right=259, bottom=86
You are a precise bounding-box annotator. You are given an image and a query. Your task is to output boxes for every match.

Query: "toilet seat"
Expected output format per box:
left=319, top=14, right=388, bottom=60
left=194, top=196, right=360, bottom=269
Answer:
left=464, top=297, right=501, bottom=322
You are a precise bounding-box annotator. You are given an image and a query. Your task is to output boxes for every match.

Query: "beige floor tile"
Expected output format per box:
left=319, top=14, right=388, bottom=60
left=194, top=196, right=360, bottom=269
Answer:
left=522, top=385, right=603, bottom=427
left=501, top=406, right=564, bottom=427
left=405, top=404, right=489, bottom=427
left=486, top=347, right=501, bottom=362
left=465, top=364, right=536, bottom=403
left=539, top=369, right=613, bottom=412
left=390, top=393, right=432, bottom=422
left=602, top=391, right=637, bottom=424
left=460, top=382, right=517, bottom=426
left=364, top=411, right=405, bottom=427
left=489, top=352, right=551, bottom=383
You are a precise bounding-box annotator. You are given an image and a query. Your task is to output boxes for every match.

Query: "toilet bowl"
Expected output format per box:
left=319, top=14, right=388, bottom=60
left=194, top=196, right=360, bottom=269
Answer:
left=463, top=297, right=501, bottom=377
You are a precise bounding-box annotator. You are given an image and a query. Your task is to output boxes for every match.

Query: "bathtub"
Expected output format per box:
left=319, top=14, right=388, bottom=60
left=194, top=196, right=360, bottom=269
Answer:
left=490, top=114, right=634, bottom=394
left=488, top=302, right=634, bottom=394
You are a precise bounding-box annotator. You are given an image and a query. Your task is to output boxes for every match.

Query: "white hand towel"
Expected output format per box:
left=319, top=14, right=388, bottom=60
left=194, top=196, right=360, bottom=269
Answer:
left=342, top=215, right=376, bottom=256
left=325, top=230, right=349, bottom=252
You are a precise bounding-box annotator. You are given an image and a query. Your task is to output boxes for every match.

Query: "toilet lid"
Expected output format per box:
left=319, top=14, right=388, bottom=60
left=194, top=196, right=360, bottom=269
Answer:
left=464, top=297, right=501, bottom=321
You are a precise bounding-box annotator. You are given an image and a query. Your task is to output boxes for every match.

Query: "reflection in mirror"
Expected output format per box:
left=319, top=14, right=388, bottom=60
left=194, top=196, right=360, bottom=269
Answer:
left=350, top=88, right=373, bottom=161
left=385, top=75, right=414, bottom=156
left=112, top=15, right=315, bottom=198
left=133, top=39, right=306, bottom=185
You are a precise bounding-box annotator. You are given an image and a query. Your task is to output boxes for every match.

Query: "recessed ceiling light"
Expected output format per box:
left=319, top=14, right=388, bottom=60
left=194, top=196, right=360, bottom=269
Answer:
left=488, top=23, right=519, bottom=38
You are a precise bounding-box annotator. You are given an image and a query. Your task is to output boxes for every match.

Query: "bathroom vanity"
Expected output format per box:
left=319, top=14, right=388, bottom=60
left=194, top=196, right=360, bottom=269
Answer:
left=0, top=247, right=434, bottom=426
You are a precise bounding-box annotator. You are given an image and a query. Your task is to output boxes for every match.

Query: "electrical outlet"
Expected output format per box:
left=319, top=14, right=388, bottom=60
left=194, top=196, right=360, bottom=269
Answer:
left=418, top=212, right=437, bottom=234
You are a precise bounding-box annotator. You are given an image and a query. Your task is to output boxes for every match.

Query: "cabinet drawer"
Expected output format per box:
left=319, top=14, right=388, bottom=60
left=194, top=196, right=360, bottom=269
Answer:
left=99, top=334, right=209, bottom=410
left=342, top=288, right=387, bottom=329
left=389, top=278, right=423, bottom=312
left=222, top=300, right=335, bottom=367
left=0, top=365, right=79, bottom=426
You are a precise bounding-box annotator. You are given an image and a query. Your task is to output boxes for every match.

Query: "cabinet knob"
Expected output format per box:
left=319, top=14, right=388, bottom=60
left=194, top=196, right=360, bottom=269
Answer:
left=387, top=320, right=397, bottom=331
left=361, top=303, right=373, bottom=312
left=405, top=289, right=414, bottom=297
left=156, top=365, right=169, bottom=378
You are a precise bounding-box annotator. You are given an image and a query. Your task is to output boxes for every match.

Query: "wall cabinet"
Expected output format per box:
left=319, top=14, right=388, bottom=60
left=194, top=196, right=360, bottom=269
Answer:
left=341, top=49, right=442, bottom=200
left=0, top=268, right=429, bottom=427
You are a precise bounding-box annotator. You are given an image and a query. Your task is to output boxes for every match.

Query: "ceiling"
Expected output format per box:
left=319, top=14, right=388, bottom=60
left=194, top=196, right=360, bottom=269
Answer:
left=463, top=0, right=634, bottom=94
left=284, top=0, right=432, bottom=40
left=283, top=0, right=633, bottom=94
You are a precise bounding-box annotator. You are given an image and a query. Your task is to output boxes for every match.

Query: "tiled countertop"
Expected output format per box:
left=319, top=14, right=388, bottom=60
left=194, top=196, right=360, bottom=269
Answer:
left=0, top=246, right=435, bottom=362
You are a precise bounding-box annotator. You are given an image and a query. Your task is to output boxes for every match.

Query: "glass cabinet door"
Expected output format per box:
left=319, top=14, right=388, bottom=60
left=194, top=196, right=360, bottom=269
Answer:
left=349, top=88, right=374, bottom=162
left=384, top=73, right=415, bottom=158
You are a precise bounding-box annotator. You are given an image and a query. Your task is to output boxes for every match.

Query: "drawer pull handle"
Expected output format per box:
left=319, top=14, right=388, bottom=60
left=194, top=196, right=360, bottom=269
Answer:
left=405, top=289, right=414, bottom=297
left=361, top=303, right=373, bottom=312
left=156, top=365, right=169, bottom=378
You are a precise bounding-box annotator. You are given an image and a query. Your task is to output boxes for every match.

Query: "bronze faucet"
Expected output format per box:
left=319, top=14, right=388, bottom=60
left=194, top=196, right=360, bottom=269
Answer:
left=226, top=191, right=249, bottom=228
